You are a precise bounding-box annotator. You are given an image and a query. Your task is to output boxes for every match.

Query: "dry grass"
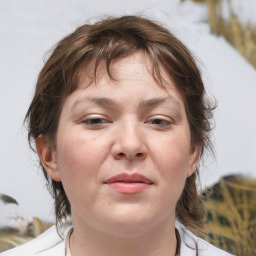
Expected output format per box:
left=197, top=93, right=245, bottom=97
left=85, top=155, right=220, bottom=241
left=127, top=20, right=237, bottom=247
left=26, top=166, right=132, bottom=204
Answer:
left=0, top=218, right=53, bottom=252
left=202, top=175, right=256, bottom=256
left=188, top=0, right=256, bottom=68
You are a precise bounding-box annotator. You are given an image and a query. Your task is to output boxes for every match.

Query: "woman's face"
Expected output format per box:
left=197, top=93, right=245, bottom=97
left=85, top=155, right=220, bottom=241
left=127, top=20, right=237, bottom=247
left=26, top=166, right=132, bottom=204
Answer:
left=40, top=52, right=200, bottom=237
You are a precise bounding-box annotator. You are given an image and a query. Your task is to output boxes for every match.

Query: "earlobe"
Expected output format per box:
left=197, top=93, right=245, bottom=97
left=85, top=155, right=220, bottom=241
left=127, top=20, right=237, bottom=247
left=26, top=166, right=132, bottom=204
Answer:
left=187, top=144, right=201, bottom=177
left=36, top=135, right=61, bottom=182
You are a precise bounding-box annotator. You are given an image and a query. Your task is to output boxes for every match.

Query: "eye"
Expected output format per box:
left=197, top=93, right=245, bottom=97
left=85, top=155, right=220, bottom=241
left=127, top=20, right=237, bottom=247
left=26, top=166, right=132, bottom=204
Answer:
left=81, top=116, right=111, bottom=128
left=146, top=117, right=172, bottom=128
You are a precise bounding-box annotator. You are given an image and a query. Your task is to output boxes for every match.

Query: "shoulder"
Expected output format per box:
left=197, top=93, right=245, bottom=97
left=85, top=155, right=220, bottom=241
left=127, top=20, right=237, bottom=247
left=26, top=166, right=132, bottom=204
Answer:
left=0, top=225, right=71, bottom=256
left=178, top=227, right=235, bottom=256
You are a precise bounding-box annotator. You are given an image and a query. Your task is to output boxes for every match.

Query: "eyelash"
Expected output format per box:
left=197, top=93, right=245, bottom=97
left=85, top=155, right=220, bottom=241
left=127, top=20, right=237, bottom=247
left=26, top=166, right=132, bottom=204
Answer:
left=146, top=118, right=172, bottom=127
left=81, top=117, right=111, bottom=127
left=81, top=116, right=173, bottom=129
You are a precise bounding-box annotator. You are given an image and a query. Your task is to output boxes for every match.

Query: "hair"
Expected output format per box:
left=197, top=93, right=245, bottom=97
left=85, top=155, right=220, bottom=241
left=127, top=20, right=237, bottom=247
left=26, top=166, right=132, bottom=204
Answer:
left=25, top=15, right=214, bottom=235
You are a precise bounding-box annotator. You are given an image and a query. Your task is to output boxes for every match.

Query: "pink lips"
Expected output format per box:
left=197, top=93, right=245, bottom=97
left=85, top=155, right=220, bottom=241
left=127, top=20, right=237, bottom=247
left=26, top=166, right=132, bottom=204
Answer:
left=103, top=173, right=153, bottom=194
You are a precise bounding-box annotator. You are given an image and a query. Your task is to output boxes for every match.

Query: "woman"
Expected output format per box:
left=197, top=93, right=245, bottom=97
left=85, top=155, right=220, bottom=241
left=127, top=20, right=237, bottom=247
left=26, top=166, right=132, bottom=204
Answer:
left=1, top=16, right=233, bottom=256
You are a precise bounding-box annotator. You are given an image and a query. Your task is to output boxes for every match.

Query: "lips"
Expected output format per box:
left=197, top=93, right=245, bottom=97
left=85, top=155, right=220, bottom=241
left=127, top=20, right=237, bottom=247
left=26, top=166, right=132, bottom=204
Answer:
left=103, top=173, right=153, bottom=194
left=104, top=173, right=153, bottom=184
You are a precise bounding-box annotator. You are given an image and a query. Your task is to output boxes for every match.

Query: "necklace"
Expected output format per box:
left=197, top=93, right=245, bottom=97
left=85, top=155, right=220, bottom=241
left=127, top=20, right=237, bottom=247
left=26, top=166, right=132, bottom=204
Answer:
left=65, top=228, right=180, bottom=256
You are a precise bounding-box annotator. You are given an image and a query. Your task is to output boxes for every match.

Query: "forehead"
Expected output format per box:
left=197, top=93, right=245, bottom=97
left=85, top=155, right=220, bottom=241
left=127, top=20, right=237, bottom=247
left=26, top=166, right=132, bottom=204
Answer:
left=62, top=52, right=186, bottom=111
left=77, top=52, right=177, bottom=92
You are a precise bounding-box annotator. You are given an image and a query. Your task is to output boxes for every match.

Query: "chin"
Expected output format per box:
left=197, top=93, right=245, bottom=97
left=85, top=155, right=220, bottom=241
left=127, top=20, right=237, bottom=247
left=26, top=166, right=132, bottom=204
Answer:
left=97, top=208, right=166, bottom=238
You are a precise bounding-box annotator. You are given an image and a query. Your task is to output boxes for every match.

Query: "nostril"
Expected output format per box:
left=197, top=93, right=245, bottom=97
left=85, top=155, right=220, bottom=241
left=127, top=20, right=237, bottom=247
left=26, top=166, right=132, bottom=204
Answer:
left=135, top=153, right=143, bottom=158
left=118, top=152, right=126, bottom=157
left=116, top=152, right=145, bottom=159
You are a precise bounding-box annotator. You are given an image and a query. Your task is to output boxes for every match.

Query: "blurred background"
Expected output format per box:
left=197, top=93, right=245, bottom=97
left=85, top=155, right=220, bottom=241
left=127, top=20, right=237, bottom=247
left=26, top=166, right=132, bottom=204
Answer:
left=0, top=0, right=255, bottom=254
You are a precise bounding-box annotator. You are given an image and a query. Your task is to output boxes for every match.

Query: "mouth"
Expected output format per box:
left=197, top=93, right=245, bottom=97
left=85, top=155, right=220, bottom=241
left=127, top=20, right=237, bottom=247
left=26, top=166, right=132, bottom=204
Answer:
left=103, top=173, right=153, bottom=194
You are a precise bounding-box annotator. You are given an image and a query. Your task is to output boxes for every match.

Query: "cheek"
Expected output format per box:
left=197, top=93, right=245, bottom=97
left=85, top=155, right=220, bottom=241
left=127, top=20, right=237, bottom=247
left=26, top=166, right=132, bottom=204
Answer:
left=154, top=134, right=191, bottom=172
left=55, top=136, right=101, bottom=215
left=151, top=133, right=191, bottom=194
left=55, top=132, right=101, bottom=191
left=57, top=128, right=100, bottom=168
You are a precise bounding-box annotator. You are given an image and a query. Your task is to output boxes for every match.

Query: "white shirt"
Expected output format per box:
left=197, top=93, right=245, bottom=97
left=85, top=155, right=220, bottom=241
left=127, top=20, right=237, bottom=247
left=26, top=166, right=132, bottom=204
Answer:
left=0, top=225, right=234, bottom=256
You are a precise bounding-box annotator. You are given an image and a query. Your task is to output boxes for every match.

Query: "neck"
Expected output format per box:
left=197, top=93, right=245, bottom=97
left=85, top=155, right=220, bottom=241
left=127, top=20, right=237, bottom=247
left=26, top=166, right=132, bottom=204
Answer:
left=70, top=218, right=177, bottom=256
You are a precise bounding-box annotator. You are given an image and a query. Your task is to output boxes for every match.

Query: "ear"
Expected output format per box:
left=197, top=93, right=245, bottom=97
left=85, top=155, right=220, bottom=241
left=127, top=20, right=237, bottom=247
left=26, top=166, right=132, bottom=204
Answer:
left=187, top=144, right=201, bottom=177
left=36, top=135, right=61, bottom=182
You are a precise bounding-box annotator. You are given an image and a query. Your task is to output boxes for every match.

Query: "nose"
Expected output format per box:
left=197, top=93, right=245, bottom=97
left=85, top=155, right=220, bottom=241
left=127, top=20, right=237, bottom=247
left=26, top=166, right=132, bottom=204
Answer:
left=111, top=120, right=148, bottom=161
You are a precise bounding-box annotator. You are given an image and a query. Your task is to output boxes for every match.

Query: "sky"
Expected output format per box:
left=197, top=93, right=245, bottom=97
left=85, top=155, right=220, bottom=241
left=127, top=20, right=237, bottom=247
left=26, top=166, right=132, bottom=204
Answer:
left=0, top=0, right=255, bottom=222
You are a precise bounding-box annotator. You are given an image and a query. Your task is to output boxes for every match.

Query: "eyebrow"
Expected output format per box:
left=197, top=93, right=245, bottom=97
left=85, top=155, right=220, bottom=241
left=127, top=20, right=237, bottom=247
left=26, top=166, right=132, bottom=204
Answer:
left=72, top=97, right=118, bottom=109
left=72, top=96, right=181, bottom=109
left=141, top=97, right=181, bottom=108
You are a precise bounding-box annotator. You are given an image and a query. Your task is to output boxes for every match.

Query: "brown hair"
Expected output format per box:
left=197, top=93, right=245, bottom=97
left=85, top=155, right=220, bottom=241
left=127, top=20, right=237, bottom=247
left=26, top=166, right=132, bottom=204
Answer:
left=25, top=15, right=214, bottom=235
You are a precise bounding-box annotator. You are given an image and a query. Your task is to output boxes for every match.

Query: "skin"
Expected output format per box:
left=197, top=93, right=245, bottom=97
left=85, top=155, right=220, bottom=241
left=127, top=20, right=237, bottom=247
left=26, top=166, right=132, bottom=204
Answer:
left=37, top=51, right=200, bottom=256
